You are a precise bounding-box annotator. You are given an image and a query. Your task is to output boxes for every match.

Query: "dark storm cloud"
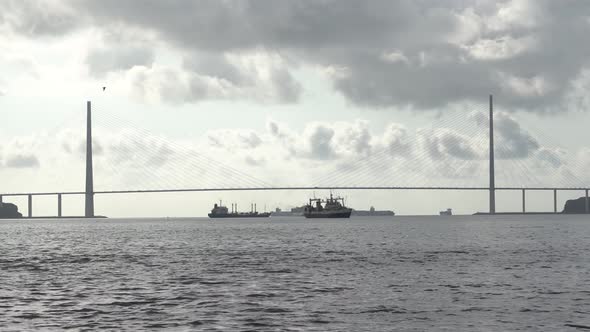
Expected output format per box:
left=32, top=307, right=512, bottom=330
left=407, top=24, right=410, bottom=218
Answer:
left=69, top=1, right=414, bottom=51
left=6, top=0, right=590, bottom=111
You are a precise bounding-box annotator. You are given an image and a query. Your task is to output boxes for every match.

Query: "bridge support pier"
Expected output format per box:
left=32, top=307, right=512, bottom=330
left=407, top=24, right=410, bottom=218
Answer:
left=553, top=189, right=557, bottom=214
left=522, top=189, right=526, bottom=214
left=28, top=194, right=32, bottom=218
left=57, top=194, right=62, bottom=218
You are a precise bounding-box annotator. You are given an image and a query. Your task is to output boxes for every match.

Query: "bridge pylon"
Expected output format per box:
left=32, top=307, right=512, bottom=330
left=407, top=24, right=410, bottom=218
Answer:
left=489, top=94, right=496, bottom=215
left=85, top=101, right=94, bottom=218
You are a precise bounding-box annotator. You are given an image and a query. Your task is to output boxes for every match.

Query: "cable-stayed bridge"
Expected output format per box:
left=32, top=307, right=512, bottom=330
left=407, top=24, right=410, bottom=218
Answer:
left=1, top=96, right=589, bottom=217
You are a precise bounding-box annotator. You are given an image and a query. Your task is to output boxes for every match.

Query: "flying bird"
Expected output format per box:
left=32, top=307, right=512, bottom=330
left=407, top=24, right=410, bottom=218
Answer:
left=102, top=86, right=106, bottom=91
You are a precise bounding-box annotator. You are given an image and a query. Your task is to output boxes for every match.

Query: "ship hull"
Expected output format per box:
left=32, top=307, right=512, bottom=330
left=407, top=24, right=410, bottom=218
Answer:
left=304, top=211, right=352, bottom=218
left=208, top=213, right=271, bottom=218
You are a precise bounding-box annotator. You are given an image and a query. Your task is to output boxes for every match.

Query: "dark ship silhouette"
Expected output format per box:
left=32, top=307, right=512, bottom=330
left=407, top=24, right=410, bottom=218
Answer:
left=304, top=194, right=352, bottom=218
left=273, top=205, right=394, bottom=217
left=208, top=201, right=270, bottom=218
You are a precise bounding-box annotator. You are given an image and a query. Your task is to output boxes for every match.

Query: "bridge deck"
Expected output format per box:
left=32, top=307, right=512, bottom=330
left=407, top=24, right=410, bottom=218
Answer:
left=1, top=186, right=589, bottom=197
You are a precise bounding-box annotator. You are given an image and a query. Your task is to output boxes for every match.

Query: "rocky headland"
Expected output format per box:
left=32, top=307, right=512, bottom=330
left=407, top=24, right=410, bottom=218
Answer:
left=562, top=197, right=590, bottom=214
left=0, top=202, right=23, bottom=218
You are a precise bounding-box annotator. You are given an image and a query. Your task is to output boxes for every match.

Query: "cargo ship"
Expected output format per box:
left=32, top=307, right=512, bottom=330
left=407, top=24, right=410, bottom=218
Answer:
left=208, top=201, right=270, bottom=218
left=352, top=206, right=395, bottom=216
left=304, top=194, right=352, bottom=218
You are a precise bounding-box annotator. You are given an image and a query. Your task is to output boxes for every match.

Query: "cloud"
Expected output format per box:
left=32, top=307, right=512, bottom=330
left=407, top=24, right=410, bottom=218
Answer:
left=494, top=112, right=540, bottom=158
left=304, top=124, right=335, bottom=160
left=58, top=127, right=176, bottom=169
left=566, top=68, right=590, bottom=112
left=472, top=110, right=540, bottom=158
left=86, top=46, right=155, bottom=77
left=266, top=120, right=375, bottom=160
left=183, top=53, right=249, bottom=86
left=4, top=154, right=40, bottom=168
left=380, top=124, right=412, bottom=158
left=2, top=1, right=589, bottom=111
left=0, top=0, right=80, bottom=37
left=535, top=147, right=563, bottom=168
left=207, top=130, right=263, bottom=150
left=244, top=155, right=266, bottom=166
left=0, top=56, right=40, bottom=83
left=51, top=0, right=589, bottom=112
left=264, top=118, right=481, bottom=166
left=0, top=134, right=43, bottom=169
left=418, top=128, right=481, bottom=160
left=0, top=113, right=586, bottom=192
left=124, top=53, right=302, bottom=104
left=0, top=0, right=590, bottom=112
left=257, top=113, right=580, bottom=186
left=332, top=120, right=372, bottom=156
left=469, top=112, right=542, bottom=159
left=98, top=131, right=177, bottom=169
left=126, top=65, right=189, bottom=104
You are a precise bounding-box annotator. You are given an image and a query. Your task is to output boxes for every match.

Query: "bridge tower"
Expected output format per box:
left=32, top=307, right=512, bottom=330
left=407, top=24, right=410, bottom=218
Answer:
left=489, top=95, right=496, bottom=214
left=85, top=101, right=94, bottom=218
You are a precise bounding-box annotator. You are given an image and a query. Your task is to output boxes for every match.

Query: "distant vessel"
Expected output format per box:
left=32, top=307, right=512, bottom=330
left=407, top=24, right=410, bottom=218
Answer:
left=208, top=201, right=270, bottom=218
left=304, top=194, right=352, bottom=218
left=271, top=206, right=305, bottom=217
left=352, top=206, right=395, bottom=216
left=439, top=208, right=453, bottom=216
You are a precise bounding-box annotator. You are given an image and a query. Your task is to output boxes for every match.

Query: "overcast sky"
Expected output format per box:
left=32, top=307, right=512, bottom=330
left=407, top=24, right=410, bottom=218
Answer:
left=1, top=0, right=590, bottom=217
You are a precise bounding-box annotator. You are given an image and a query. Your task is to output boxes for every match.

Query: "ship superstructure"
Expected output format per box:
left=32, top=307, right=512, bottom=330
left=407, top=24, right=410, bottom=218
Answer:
left=303, top=194, right=352, bottom=218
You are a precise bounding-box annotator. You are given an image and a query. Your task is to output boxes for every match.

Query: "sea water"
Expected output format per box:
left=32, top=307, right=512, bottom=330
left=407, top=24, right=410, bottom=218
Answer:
left=0, top=215, right=589, bottom=331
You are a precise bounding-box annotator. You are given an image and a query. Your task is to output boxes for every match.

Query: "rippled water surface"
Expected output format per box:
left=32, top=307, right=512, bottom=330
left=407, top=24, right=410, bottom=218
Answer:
left=1, top=215, right=590, bottom=331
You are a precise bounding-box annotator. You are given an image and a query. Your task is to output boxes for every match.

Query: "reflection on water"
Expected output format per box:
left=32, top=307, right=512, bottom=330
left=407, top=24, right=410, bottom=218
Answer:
left=0, top=215, right=589, bottom=331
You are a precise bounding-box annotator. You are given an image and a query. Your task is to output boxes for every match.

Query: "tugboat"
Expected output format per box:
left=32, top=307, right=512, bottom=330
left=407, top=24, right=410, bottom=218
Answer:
left=304, top=194, right=352, bottom=218
left=208, top=201, right=271, bottom=218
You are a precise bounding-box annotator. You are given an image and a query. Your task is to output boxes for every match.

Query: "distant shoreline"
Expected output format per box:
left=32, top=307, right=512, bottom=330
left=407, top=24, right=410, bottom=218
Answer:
left=19, top=216, right=108, bottom=219
left=473, top=212, right=562, bottom=215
